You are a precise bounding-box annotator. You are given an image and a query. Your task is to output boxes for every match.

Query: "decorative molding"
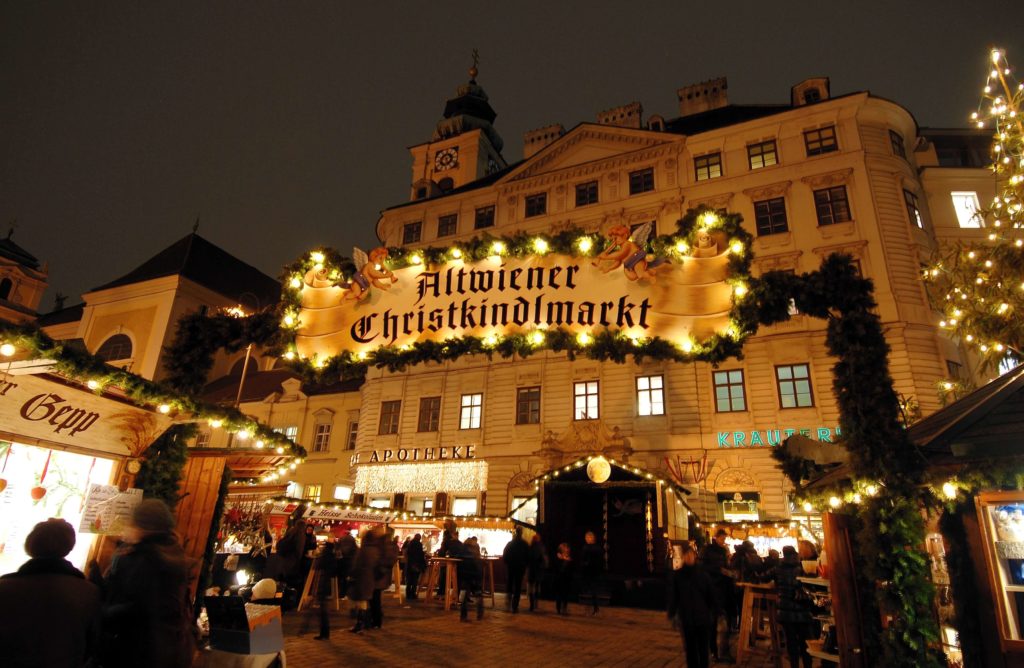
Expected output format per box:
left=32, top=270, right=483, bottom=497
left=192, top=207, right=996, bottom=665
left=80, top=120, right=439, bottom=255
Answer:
left=800, top=168, right=854, bottom=189
left=741, top=180, right=793, bottom=201
left=712, top=467, right=759, bottom=491
left=753, top=249, right=803, bottom=272
left=812, top=239, right=868, bottom=259
left=818, top=220, right=857, bottom=240
left=690, top=192, right=735, bottom=211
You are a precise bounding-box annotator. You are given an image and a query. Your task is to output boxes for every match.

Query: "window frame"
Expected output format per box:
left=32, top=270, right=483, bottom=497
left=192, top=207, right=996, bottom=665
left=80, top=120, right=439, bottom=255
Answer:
left=303, top=484, right=322, bottom=503
left=636, top=374, right=665, bottom=417
left=378, top=400, right=402, bottom=435
left=804, top=125, right=838, bottom=156
left=747, top=140, right=778, bottom=170
left=460, top=393, right=483, bottom=430
left=437, top=213, right=458, bottom=237
left=775, top=363, right=815, bottom=409
left=628, top=167, right=655, bottom=195
left=951, top=191, right=983, bottom=228
left=813, top=185, right=852, bottom=226
left=903, top=189, right=924, bottom=228
left=573, top=380, right=600, bottom=421
left=96, top=334, right=133, bottom=362
left=312, top=422, right=333, bottom=453
left=346, top=420, right=358, bottom=450
left=402, top=221, right=422, bottom=245
left=575, top=180, right=599, bottom=207
left=713, top=370, right=747, bottom=413
left=516, top=386, right=541, bottom=425
left=524, top=193, right=547, bottom=218
left=694, top=152, right=723, bottom=181
left=474, top=205, right=495, bottom=229
left=889, top=130, right=906, bottom=159
left=753, top=197, right=789, bottom=235
left=418, top=396, right=442, bottom=433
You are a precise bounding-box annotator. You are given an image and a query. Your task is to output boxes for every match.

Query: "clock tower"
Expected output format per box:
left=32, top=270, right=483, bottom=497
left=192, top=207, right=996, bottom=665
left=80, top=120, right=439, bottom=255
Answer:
left=408, top=55, right=507, bottom=201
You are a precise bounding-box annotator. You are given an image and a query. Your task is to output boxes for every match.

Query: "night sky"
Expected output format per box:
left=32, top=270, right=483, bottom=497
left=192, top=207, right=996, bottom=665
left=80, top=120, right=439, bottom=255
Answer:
left=3, top=2, right=1022, bottom=309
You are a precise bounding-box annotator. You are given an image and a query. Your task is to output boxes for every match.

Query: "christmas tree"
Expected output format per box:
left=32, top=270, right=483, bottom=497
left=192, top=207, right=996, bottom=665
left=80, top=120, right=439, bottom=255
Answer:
left=926, top=48, right=1024, bottom=392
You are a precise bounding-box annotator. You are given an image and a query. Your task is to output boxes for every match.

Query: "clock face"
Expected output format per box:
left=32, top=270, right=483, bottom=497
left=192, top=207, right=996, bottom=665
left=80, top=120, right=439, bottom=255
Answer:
left=434, top=147, right=459, bottom=172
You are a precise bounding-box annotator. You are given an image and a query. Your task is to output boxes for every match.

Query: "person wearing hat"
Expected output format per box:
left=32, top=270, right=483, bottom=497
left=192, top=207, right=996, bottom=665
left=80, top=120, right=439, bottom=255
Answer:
left=0, top=518, right=101, bottom=667
left=774, top=545, right=813, bottom=668
left=99, top=498, right=196, bottom=668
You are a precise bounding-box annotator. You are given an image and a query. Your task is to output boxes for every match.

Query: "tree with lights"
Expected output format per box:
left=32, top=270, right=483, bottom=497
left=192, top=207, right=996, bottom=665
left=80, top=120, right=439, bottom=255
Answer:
left=926, top=48, right=1024, bottom=386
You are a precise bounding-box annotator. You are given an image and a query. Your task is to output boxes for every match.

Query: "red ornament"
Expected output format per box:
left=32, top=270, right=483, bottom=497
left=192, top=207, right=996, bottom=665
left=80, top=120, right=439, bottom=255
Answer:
left=0, top=478, right=7, bottom=493
left=31, top=486, right=47, bottom=500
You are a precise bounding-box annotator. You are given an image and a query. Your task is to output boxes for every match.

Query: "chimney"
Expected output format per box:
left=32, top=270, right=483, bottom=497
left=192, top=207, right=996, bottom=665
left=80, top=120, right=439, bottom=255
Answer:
left=523, top=123, right=566, bottom=159
left=676, top=77, right=729, bottom=117
left=596, top=101, right=643, bottom=129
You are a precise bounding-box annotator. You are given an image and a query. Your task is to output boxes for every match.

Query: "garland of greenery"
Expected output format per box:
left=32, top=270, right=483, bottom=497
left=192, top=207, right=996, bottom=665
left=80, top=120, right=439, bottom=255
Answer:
left=133, top=424, right=195, bottom=511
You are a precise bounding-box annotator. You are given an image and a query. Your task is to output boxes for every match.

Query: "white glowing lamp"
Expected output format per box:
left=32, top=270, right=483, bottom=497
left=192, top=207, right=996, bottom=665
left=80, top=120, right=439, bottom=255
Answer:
left=533, top=238, right=549, bottom=254
left=236, top=569, right=250, bottom=586
left=450, top=247, right=463, bottom=259
left=310, top=251, right=325, bottom=264
left=158, top=404, right=172, bottom=414
left=490, top=241, right=506, bottom=256
left=942, top=481, right=957, bottom=499
left=289, top=276, right=302, bottom=289
left=577, top=331, right=593, bottom=346
left=576, top=236, right=593, bottom=253
left=410, top=254, right=423, bottom=265
left=528, top=331, right=545, bottom=346
left=87, top=380, right=101, bottom=390
left=0, top=343, right=14, bottom=357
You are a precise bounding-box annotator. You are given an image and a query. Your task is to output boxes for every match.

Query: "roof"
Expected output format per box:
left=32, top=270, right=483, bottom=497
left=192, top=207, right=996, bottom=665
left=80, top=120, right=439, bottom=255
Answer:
left=664, top=104, right=791, bottom=135
left=89, top=233, right=280, bottom=306
left=202, top=368, right=362, bottom=405
left=37, top=302, right=85, bottom=327
left=0, top=234, right=41, bottom=270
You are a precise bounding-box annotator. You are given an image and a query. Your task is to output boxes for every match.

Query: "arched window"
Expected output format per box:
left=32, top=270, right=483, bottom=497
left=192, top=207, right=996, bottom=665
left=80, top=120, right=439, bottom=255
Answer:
left=95, top=334, right=133, bottom=362
left=0, top=278, right=12, bottom=301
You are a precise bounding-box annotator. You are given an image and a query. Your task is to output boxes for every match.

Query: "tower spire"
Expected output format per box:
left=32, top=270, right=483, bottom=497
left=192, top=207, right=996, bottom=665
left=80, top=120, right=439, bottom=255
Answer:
left=469, top=48, right=479, bottom=82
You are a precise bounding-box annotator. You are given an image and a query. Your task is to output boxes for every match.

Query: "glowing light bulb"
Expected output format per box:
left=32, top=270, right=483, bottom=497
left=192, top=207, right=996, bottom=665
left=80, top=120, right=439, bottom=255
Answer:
left=802, top=501, right=813, bottom=513
left=729, top=241, right=744, bottom=254
left=310, top=251, right=325, bottom=264
left=490, top=241, right=506, bottom=255
left=0, top=343, right=15, bottom=357
left=528, top=331, right=545, bottom=346
left=701, top=212, right=719, bottom=227
left=533, top=238, right=549, bottom=254
left=679, top=337, right=694, bottom=353
left=87, top=380, right=100, bottom=390
left=237, top=429, right=250, bottom=440
left=289, top=276, right=302, bottom=289
left=576, top=331, right=593, bottom=346
left=255, top=440, right=265, bottom=449
left=675, top=240, right=689, bottom=254
left=158, top=404, right=171, bottom=414
left=283, top=314, right=295, bottom=327
left=209, top=419, right=223, bottom=429
left=942, top=381, right=953, bottom=391
left=733, top=284, right=748, bottom=298
left=410, top=254, right=423, bottom=265
left=828, top=496, right=841, bottom=509
left=451, top=247, right=463, bottom=259
left=276, top=447, right=285, bottom=454
left=865, top=484, right=879, bottom=496
left=283, top=351, right=295, bottom=360
left=942, top=482, right=957, bottom=499
left=576, top=236, right=593, bottom=253
left=482, top=334, right=498, bottom=348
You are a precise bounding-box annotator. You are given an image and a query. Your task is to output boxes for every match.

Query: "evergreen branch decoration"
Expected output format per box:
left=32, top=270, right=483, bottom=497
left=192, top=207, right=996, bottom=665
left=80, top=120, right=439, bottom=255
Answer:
left=133, top=424, right=194, bottom=511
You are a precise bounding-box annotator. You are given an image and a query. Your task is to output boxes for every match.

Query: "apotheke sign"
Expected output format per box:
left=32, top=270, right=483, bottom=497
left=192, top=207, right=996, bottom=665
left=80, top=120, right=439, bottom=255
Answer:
left=353, top=444, right=477, bottom=465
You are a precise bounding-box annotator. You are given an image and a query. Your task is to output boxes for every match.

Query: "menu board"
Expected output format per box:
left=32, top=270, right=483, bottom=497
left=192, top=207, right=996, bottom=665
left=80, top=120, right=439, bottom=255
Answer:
left=79, top=484, right=143, bottom=535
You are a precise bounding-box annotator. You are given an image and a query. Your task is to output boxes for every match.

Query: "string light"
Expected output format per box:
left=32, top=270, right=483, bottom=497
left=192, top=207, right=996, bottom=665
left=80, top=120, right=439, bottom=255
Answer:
left=0, top=343, right=15, bottom=357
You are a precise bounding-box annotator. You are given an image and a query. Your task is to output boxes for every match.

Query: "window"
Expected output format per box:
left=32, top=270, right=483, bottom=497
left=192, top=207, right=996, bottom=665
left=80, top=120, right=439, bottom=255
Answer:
left=804, top=126, right=838, bottom=156
left=803, top=88, right=821, bottom=104
left=575, top=181, right=599, bottom=207
left=753, top=197, right=789, bottom=235
left=96, top=334, right=133, bottom=361
left=628, top=168, right=655, bottom=195
left=999, top=354, right=1020, bottom=377
left=403, top=221, right=422, bottom=244
left=713, top=370, right=746, bottom=412
left=951, top=192, right=982, bottom=228
left=368, top=496, right=391, bottom=509
left=748, top=141, right=778, bottom=169
left=378, top=400, right=401, bottom=435
left=195, top=430, right=211, bottom=447
left=511, top=496, right=538, bottom=525
left=418, top=396, right=441, bottom=432
left=303, top=484, right=322, bottom=503
left=525, top=193, right=547, bottom=217
left=574, top=381, right=599, bottom=420
left=0, top=278, right=11, bottom=301
left=776, top=364, right=814, bottom=408
left=694, top=153, right=722, bottom=181
left=274, top=425, right=299, bottom=441
left=946, top=360, right=964, bottom=380
left=312, top=423, right=332, bottom=453
left=904, top=190, right=924, bottom=228
left=474, top=205, right=495, bottom=229
left=452, top=497, right=478, bottom=516
left=636, top=375, right=665, bottom=416
left=346, top=421, right=358, bottom=450
left=516, top=386, right=541, bottom=424
left=889, top=130, right=906, bottom=159
left=813, top=186, right=851, bottom=226
left=460, top=393, right=483, bottom=429
left=334, top=485, right=353, bottom=502
left=437, top=214, right=458, bottom=237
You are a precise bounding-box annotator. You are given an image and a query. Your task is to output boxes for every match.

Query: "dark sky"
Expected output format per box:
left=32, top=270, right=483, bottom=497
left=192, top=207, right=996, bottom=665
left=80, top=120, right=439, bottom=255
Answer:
left=3, top=1, right=1022, bottom=309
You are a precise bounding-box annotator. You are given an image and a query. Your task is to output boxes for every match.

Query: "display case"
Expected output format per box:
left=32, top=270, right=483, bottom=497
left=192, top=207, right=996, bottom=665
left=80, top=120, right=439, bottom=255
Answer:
left=976, top=491, right=1024, bottom=652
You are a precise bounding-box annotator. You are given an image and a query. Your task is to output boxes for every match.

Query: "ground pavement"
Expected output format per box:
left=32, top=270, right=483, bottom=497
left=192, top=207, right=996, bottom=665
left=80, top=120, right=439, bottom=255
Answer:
left=281, top=595, right=779, bottom=668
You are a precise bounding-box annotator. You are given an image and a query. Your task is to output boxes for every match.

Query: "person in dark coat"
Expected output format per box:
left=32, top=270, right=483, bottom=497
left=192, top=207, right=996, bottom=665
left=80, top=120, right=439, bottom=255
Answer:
left=699, top=528, right=736, bottom=663
left=731, top=540, right=765, bottom=583
left=502, top=527, right=530, bottom=613
left=100, top=498, right=195, bottom=668
left=668, top=544, right=718, bottom=668
left=403, top=533, right=427, bottom=600
left=335, top=530, right=357, bottom=599
left=347, top=528, right=380, bottom=634
left=370, top=528, right=399, bottom=629
left=526, top=534, right=548, bottom=612
left=0, top=518, right=101, bottom=668
left=553, top=542, right=573, bottom=615
left=451, top=533, right=484, bottom=621
left=580, top=531, right=605, bottom=615
left=314, top=540, right=337, bottom=640
left=276, top=519, right=308, bottom=590
left=775, top=546, right=813, bottom=668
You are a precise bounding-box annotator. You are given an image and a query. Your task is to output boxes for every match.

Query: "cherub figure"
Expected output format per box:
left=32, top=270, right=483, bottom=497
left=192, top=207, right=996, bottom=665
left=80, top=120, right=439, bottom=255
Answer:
left=591, top=222, right=667, bottom=281
left=345, top=247, right=398, bottom=301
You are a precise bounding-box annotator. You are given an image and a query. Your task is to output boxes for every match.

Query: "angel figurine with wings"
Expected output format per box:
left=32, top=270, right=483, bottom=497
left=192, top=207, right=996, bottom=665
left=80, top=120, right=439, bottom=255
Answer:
left=591, top=221, right=668, bottom=281
left=344, top=246, right=398, bottom=301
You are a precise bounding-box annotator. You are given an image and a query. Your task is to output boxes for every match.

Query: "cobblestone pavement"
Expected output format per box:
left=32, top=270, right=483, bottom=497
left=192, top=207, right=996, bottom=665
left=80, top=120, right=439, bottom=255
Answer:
left=280, top=595, right=778, bottom=668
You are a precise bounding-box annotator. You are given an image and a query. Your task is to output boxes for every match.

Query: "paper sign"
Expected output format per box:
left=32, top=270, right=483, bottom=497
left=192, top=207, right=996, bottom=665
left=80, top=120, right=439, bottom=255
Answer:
left=79, top=484, right=143, bottom=535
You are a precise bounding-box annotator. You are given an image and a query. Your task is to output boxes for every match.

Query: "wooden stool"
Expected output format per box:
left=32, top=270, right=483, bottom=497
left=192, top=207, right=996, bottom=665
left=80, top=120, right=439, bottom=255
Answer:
left=422, top=557, right=461, bottom=611
left=736, top=582, right=781, bottom=667
left=391, top=560, right=404, bottom=604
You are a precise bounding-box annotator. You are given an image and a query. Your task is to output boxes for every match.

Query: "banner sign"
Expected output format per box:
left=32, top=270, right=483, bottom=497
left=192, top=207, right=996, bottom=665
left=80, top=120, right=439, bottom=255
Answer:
left=303, top=506, right=394, bottom=523
left=352, top=444, right=476, bottom=465
left=295, top=248, right=733, bottom=358
left=79, top=484, right=143, bottom=535
left=716, top=426, right=842, bottom=448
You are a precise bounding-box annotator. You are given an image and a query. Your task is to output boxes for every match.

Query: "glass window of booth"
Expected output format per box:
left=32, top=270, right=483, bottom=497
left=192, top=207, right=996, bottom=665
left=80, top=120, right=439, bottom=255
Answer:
left=977, top=492, right=1024, bottom=646
left=452, top=497, right=479, bottom=516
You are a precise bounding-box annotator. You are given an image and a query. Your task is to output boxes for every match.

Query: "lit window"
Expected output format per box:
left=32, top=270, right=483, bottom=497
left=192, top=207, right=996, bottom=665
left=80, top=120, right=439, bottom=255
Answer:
left=574, top=381, right=599, bottom=420
left=525, top=193, right=547, bottom=217
left=334, top=485, right=353, bottom=501
left=628, top=168, right=655, bottom=194
left=346, top=421, right=358, bottom=450
left=951, top=192, right=982, bottom=228
left=195, top=431, right=211, bottom=447
left=754, top=197, right=789, bottom=235
left=511, top=497, right=538, bottom=525
left=776, top=364, right=815, bottom=408
left=747, top=140, right=778, bottom=169
left=636, top=375, right=665, bottom=416
left=999, top=354, right=1020, bottom=376
left=96, top=334, right=133, bottom=362
left=437, top=214, right=458, bottom=237
left=813, top=186, right=852, bottom=226
left=452, top=497, right=478, bottom=516
left=303, top=484, right=322, bottom=503
left=945, top=360, right=964, bottom=380
left=713, top=370, right=746, bottom=412
left=460, top=393, right=483, bottom=429
left=804, top=126, right=838, bottom=156
left=904, top=190, right=924, bottom=228
left=889, top=130, right=906, bottom=159
left=312, top=423, right=332, bottom=453
left=516, top=386, right=541, bottom=424
left=274, top=425, right=299, bottom=441
left=378, top=401, right=401, bottom=435
left=286, top=482, right=302, bottom=498
left=694, top=153, right=722, bottom=181
left=575, top=181, right=599, bottom=207
left=403, top=221, right=422, bottom=244
left=474, top=205, right=495, bottom=229
left=369, top=496, right=391, bottom=509
left=418, top=396, right=441, bottom=432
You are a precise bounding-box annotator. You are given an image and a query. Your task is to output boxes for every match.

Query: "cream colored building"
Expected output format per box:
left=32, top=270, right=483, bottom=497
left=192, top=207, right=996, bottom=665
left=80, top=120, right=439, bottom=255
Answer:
left=0, top=232, right=48, bottom=323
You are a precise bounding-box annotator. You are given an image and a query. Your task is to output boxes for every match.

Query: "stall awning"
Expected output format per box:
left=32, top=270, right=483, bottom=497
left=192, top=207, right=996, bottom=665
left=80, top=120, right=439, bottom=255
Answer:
left=354, top=460, right=488, bottom=494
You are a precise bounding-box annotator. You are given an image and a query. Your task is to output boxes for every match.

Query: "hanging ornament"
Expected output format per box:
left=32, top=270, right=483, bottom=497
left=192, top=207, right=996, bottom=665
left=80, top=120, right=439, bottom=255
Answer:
left=31, top=450, right=51, bottom=501
left=587, top=456, right=612, bottom=483
left=0, top=443, right=10, bottom=494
